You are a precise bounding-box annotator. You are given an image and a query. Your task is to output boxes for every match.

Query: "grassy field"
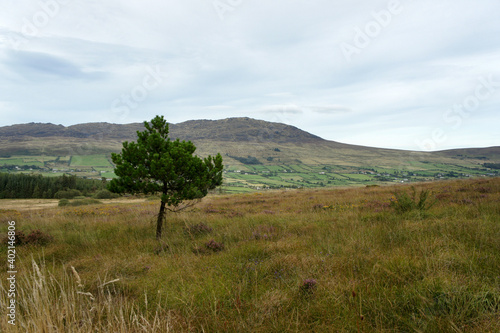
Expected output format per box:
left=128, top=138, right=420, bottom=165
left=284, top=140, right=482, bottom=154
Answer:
left=69, top=155, right=113, bottom=168
left=222, top=162, right=497, bottom=192
left=1, top=140, right=499, bottom=192
left=1, top=177, right=499, bottom=332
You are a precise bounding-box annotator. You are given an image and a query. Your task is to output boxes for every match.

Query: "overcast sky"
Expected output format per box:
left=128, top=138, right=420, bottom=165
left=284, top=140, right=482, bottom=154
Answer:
left=0, top=0, right=499, bottom=151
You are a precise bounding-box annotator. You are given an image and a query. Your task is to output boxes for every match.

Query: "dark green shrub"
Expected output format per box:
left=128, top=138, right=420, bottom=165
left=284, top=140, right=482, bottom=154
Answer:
left=67, top=199, right=102, bottom=206
left=58, top=199, right=70, bottom=207
left=390, top=186, right=436, bottom=214
left=94, top=189, right=120, bottom=199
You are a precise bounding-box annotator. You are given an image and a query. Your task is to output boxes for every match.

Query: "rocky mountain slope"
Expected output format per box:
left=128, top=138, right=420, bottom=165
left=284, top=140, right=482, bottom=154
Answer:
left=0, top=117, right=498, bottom=170
left=0, top=117, right=323, bottom=143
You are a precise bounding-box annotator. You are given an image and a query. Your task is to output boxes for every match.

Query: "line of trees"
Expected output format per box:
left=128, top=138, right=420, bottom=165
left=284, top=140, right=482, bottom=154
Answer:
left=228, top=155, right=262, bottom=165
left=1, top=164, right=43, bottom=171
left=0, top=173, right=106, bottom=199
left=484, top=163, right=500, bottom=170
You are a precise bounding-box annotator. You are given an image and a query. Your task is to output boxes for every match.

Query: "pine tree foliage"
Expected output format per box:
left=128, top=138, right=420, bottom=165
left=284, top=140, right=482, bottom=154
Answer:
left=0, top=173, right=104, bottom=199
left=108, top=115, right=223, bottom=239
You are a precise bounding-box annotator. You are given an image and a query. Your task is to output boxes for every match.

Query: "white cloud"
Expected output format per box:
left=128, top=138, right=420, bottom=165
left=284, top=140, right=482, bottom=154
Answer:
left=0, top=0, right=499, bottom=150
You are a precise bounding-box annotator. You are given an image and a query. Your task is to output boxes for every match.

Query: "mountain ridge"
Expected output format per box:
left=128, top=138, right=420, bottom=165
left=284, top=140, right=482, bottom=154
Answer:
left=0, top=117, right=324, bottom=144
left=0, top=117, right=498, bottom=163
left=1, top=117, right=499, bottom=189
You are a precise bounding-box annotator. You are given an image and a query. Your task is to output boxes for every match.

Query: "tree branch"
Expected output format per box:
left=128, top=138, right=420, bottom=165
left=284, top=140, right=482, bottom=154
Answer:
left=165, top=199, right=201, bottom=213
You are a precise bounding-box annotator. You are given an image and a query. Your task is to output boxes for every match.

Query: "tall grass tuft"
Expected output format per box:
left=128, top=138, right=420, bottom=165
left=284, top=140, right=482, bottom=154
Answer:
left=390, top=186, right=436, bottom=214
left=0, top=258, right=182, bottom=332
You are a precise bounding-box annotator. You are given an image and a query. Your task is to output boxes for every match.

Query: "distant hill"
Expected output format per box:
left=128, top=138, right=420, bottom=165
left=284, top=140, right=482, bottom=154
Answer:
left=0, top=122, right=143, bottom=141
left=0, top=117, right=323, bottom=143
left=0, top=117, right=330, bottom=156
left=0, top=117, right=498, bottom=172
left=169, top=118, right=324, bottom=143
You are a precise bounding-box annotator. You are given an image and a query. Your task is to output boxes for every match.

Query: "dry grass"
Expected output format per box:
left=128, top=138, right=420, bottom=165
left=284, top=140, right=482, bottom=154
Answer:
left=1, top=178, right=500, bottom=332
left=0, top=198, right=149, bottom=212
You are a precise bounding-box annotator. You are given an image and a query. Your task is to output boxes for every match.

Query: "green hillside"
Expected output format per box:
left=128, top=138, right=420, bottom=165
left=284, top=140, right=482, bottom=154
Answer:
left=0, top=118, right=498, bottom=192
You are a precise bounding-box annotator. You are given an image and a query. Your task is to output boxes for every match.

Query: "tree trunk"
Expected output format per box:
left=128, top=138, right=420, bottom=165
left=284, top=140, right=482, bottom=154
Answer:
left=156, top=200, right=166, bottom=239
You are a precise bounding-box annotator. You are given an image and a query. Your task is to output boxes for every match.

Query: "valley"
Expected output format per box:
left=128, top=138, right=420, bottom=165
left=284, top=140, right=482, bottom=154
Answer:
left=0, top=118, right=498, bottom=193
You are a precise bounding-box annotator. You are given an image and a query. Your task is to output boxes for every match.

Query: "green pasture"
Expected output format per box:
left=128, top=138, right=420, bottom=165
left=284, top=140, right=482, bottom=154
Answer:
left=70, top=154, right=113, bottom=167
left=0, top=156, right=54, bottom=167
left=0, top=153, right=497, bottom=193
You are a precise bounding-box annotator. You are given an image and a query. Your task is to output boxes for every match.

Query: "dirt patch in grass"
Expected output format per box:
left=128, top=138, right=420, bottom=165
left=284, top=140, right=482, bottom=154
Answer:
left=0, top=198, right=149, bottom=211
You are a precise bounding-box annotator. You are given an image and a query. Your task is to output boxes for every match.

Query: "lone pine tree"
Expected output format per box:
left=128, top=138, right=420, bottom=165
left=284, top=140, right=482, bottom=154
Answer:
left=108, top=115, right=223, bottom=239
